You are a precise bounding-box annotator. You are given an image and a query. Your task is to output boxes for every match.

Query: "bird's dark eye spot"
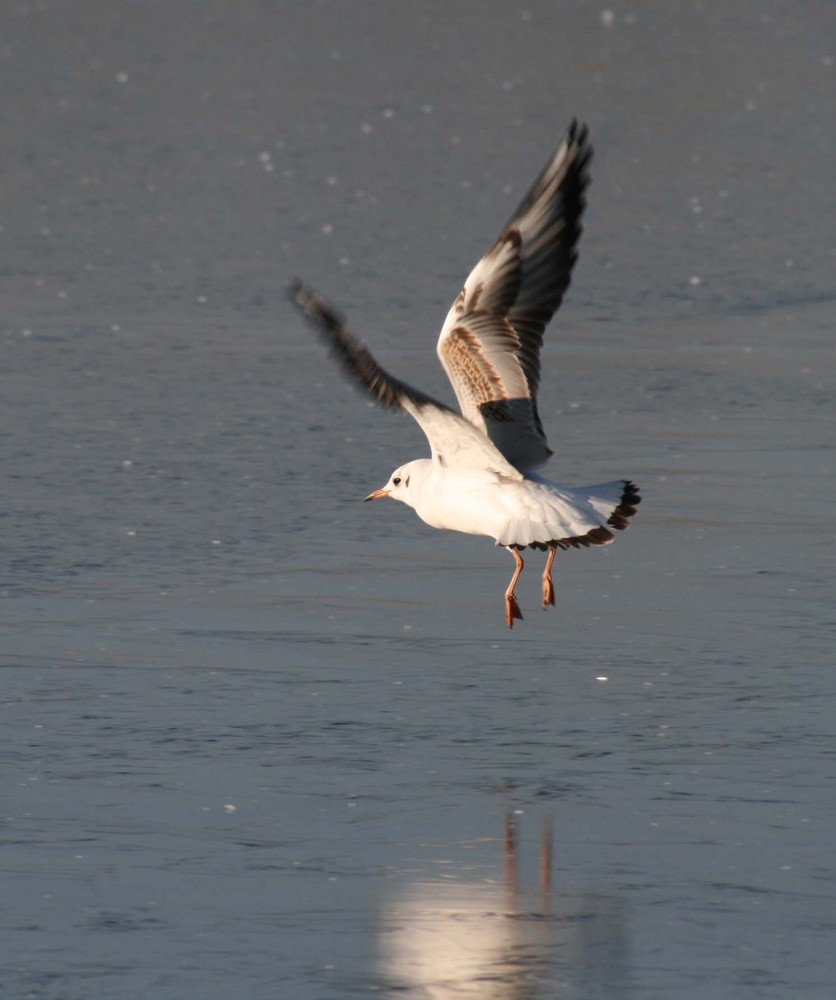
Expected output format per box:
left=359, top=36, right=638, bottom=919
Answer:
left=392, top=476, right=402, bottom=486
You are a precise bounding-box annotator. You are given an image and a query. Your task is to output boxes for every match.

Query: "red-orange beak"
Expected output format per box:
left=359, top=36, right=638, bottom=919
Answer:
left=364, top=487, right=390, bottom=502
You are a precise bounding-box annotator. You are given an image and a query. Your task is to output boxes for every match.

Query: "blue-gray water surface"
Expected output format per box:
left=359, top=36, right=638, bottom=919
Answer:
left=2, top=3, right=835, bottom=998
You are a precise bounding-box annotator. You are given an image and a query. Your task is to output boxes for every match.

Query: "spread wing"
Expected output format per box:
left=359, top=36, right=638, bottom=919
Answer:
left=289, top=281, right=523, bottom=480
left=437, top=120, right=591, bottom=471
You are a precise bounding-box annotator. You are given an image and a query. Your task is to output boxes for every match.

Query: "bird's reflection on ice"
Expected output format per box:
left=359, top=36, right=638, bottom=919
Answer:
left=376, top=814, right=628, bottom=999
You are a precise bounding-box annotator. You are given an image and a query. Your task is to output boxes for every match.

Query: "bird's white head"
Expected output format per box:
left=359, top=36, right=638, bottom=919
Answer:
left=364, top=459, right=430, bottom=508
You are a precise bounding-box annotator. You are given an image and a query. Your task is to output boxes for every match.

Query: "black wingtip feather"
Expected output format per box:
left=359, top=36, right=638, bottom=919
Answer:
left=289, top=280, right=453, bottom=415
left=607, top=481, right=642, bottom=531
left=289, top=280, right=402, bottom=410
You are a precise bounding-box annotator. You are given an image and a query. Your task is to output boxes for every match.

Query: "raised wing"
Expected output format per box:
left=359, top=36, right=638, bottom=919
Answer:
left=289, top=281, right=523, bottom=480
left=437, top=120, right=591, bottom=471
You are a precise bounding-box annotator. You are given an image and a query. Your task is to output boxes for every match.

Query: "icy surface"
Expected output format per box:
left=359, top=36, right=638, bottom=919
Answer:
left=1, top=2, right=835, bottom=998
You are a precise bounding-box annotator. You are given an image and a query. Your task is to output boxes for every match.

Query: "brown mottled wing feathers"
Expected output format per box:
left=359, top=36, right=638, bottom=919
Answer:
left=437, top=120, right=592, bottom=470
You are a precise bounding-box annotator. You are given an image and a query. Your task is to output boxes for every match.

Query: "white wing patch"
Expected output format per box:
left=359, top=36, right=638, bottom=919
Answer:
left=400, top=399, right=524, bottom=480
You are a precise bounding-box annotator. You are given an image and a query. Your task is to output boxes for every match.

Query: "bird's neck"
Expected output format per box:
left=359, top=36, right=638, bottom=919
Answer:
left=400, top=459, right=434, bottom=511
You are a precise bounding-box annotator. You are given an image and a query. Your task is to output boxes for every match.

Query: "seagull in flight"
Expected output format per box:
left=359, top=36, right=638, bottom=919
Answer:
left=290, top=121, right=640, bottom=628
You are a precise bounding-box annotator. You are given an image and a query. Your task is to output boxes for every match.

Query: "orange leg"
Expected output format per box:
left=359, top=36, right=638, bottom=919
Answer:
left=504, top=548, right=525, bottom=628
left=542, top=545, right=557, bottom=609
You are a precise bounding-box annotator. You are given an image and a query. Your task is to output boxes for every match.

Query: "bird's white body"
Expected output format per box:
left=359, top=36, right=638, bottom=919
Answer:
left=387, top=459, right=627, bottom=550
